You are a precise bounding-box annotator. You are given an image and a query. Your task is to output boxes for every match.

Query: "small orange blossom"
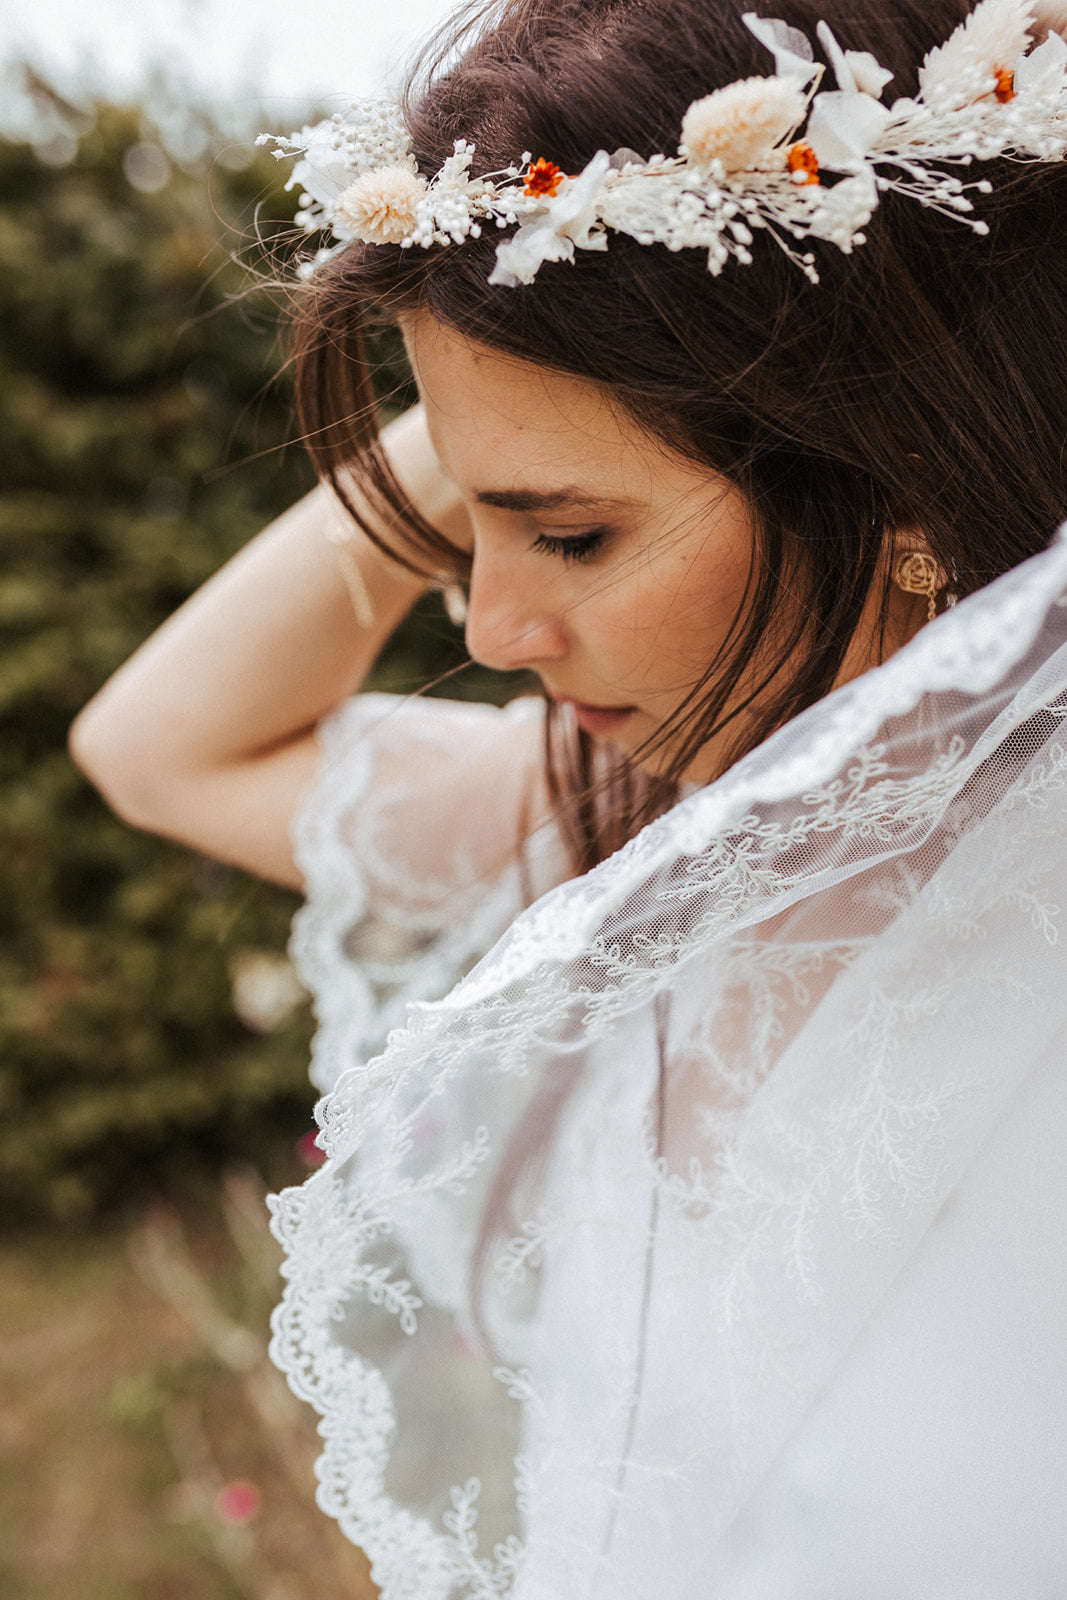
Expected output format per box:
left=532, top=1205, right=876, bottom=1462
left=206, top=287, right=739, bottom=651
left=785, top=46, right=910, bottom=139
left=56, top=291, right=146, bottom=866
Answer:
left=525, top=158, right=565, bottom=197
left=994, top=66, right=1016, bottom=103
left=787, top=142, right=820, bottom=185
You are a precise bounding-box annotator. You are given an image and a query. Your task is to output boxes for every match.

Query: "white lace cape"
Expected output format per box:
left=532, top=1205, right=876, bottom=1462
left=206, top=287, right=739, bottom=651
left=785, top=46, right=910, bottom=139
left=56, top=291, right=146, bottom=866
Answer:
left=270, top=531, right=1067, bottom=1600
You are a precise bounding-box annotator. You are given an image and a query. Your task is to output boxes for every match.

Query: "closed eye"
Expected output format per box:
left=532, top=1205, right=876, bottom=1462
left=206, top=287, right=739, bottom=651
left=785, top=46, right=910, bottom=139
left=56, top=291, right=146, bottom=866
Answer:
left=529, top=526, right=611, bottom=563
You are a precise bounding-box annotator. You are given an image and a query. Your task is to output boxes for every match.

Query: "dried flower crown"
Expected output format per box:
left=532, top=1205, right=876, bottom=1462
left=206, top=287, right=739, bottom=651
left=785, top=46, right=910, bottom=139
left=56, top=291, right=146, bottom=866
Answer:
left=259, top=0, right=1067, bottom=285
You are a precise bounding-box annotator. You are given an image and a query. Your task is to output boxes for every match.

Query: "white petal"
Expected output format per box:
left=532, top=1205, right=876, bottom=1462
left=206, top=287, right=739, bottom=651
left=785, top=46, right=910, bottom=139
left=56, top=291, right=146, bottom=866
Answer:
left=489, top=223, right=575, bottom=287
left=815, top=24, right=893, bottom=100
left=742, top=13, right=823, bottom=86
left=816, top=20, right=856, bottom=92
left=560, top=151, right=612, bottom=213
left=1015, top=25, right=1067, bottom=91
left=547, top=151, right=612, bottom=248
left=806, top=89, right=893, bottom=166
left=845, top=50, right=895, bottom=99
left=290, top=124, right=353, bottom=207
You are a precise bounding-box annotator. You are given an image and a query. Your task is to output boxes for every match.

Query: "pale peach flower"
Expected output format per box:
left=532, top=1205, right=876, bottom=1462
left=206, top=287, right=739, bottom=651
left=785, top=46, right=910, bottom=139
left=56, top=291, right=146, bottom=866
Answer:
left=680, top=76, right=808, bottom=173
left=335, top=166, right=427, bottom=244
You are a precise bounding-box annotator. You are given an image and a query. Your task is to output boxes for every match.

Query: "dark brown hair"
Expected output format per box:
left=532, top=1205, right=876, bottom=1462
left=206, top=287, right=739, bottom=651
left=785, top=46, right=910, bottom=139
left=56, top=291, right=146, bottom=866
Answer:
left=292, top=0, right=1067, bottom=869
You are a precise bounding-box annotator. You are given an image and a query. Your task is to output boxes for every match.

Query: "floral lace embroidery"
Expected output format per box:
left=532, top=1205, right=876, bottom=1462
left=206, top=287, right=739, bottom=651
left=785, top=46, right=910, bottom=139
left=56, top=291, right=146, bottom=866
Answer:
left=269, top=537, right=1067, bottom=1599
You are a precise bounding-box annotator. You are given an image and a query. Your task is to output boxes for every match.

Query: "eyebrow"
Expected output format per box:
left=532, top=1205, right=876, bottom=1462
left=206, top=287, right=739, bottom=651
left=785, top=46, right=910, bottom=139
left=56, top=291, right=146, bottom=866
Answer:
left=473, top=486, right=629, bottom=513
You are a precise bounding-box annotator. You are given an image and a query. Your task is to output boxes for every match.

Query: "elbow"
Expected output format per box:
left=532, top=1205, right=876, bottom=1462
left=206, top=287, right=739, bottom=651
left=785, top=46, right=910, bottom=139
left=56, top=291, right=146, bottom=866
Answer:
left=69, top=701, right=179, bottom=834
left=69, top=702, right=137, bottom=823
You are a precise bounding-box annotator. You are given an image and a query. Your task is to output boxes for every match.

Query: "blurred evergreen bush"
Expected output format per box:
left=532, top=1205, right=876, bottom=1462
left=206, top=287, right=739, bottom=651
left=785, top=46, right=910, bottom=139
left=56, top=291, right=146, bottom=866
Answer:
left=0, top=78, right=478, bottom=1223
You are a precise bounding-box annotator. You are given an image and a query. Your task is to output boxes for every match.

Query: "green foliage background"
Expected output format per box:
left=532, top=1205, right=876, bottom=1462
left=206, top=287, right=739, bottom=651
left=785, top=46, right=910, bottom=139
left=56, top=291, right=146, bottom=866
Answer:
left=0, top=83, right=476, bottom=1224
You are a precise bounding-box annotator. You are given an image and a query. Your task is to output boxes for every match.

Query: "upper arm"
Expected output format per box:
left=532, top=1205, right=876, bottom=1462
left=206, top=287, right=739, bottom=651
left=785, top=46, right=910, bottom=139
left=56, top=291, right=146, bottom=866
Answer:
left=68, top=407, right=473, bottom=890
left=67, top=478, right=419, bottom=888
left=69, top=714, right=320, bottom=890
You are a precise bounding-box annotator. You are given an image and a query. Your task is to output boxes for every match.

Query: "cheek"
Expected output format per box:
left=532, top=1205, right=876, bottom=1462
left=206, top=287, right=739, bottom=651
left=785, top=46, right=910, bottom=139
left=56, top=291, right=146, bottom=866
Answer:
left=622, top=536, right=752, bottom=686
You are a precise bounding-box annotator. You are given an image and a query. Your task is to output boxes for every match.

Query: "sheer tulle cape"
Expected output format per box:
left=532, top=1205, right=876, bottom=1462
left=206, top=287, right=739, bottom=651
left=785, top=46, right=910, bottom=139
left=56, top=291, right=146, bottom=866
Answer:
left=269, top=530, right=1067, bottom=1600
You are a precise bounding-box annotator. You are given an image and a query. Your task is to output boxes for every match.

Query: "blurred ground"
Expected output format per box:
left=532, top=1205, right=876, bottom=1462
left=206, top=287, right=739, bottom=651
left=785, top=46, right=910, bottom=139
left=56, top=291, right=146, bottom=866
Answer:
left=0, top=1171, right=378, bottom=1600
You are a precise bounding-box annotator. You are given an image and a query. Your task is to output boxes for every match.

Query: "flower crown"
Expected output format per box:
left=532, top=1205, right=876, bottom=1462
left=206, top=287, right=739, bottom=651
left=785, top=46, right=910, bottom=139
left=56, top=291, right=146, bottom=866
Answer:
left=259, top=0, right=1067, bottom=286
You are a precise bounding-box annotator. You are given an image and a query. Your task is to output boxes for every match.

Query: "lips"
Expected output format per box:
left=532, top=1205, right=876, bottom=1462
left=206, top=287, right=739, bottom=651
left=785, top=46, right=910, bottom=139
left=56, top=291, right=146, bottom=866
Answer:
left=547, top=693, right=637, bottom=738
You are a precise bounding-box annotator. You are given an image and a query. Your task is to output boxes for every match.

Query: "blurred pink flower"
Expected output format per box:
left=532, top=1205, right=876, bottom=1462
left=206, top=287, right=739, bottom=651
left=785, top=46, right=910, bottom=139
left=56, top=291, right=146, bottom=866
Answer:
left=215, top=1480, right=261, bottom=1524
left=297, top=1130, right=327, bottom=1168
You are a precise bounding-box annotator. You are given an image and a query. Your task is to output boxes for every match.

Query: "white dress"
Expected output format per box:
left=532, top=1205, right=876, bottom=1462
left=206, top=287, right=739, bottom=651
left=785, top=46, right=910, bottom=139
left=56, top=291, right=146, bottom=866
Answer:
left=270, top=535, right=1067, bottom=1600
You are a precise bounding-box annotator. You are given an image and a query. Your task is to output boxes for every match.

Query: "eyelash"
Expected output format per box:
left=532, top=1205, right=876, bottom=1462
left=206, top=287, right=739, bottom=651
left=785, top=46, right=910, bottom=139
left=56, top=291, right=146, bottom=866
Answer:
left=530, top=527, right=610, bottom=564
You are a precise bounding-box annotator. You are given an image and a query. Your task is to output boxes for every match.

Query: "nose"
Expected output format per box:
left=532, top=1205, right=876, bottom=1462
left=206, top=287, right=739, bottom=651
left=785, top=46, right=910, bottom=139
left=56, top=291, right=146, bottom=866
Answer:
left=464, top=547, right=568, bottom=673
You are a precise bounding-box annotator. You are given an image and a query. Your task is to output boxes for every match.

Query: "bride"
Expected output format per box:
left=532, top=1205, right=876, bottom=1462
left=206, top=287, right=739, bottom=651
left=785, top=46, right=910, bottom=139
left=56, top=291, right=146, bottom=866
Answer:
left=72, top=0, right=1067, bottom=1594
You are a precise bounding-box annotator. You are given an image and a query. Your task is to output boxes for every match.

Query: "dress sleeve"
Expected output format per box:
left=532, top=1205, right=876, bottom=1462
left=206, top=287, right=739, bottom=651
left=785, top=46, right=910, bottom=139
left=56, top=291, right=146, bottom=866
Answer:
left=289, top=692, right=571, bottom=1093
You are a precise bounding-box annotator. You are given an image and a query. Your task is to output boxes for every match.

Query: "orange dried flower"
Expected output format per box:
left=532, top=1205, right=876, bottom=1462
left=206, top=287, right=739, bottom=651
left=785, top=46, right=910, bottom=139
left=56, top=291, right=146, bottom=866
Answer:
left=524, top=158, right=565, bottom=198
left=787, top=142, right=820, bottom=186
left=994, top=66, right=1015, bottom=103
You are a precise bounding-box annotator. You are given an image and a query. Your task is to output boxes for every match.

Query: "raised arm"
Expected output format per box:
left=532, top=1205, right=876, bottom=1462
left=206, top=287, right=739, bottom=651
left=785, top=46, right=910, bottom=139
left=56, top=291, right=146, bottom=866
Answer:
left=69, top=406, right=469, bottom=889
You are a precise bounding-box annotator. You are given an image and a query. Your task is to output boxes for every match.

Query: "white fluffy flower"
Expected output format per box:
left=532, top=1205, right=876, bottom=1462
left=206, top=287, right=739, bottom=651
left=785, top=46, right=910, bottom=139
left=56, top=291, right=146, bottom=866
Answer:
left=489, top=150, right=611, bottom=287
left=334, top=167, right=428, bottom=244
left=276, top=101, right=417, bottom=221
left=919, top=0, right=1037, bottom=102
left=680, top=77, right=808, bottom=171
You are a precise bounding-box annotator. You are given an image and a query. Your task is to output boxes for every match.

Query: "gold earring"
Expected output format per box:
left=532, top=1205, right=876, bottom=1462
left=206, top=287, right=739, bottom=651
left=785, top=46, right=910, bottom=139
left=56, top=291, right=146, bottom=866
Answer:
left=893, top=550, right=941, bottom=624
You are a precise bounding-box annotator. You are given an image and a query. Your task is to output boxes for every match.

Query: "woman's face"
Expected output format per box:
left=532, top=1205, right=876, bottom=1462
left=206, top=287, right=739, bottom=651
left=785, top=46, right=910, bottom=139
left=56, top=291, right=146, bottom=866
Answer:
left=404, top=314, right=759, bottom=783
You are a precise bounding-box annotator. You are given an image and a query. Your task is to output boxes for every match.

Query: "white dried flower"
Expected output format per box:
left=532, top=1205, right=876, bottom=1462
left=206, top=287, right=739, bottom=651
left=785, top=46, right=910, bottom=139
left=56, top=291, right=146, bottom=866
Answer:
left=806, top=85, right=892, bottom=166
left=845, top=50, right=895, bottom=98
left=742, top=13, right=822, bottom=86
left=262, top=3, right=1067, bottom=292
left=1015, top=22, right=1067, bottom=93
left=489, top=150, right=611, bottom=287
left=816, top=21, right=894, bottom=98
left=680, top=77, right=808, bottom=171
left=335, top=166, right=428, bottom=244
left=919, top=0, right=1037, bottom=103
left=806, top=169, right=878, bottom=248
left=289, top=121, right=356, bottom=210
